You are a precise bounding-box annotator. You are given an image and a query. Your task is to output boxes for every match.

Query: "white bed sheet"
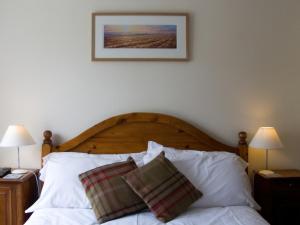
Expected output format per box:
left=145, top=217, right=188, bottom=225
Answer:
left=24, top=206, right=269, bottom=225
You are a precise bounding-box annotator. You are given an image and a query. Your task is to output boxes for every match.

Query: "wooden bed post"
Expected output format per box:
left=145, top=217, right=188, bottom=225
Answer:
left=238, top=131, right=248, bottom=162
left=42, top=130, right=53, bottom=159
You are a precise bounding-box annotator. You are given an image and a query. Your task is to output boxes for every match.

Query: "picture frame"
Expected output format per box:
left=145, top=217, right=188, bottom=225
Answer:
left=92, top=13, right=189, bottom=61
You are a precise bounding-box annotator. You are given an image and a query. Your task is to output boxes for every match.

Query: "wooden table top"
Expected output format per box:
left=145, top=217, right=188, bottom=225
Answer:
left=0, top=169, right=38, bottom=183
left=258, top=169, right=300, bottom=179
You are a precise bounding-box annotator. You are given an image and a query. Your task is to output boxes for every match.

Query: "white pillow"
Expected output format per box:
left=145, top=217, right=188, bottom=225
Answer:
left=39, top=152, right=90, bottom=181
left=27, top=151, right=146, bottom=213
left=145, top=141, right=260, bottom=210
left=39, top=152, right=145, bottom=181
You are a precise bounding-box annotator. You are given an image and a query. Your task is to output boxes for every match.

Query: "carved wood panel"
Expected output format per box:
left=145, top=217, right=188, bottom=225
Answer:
left=0, top=187, right=12, bottom=225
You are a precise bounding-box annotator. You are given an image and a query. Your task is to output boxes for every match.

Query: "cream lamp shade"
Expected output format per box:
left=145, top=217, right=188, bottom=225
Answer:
left=0, top=125, right=35, bottom=147
left=249, top=127, right=283, bottom=174
left=0, top=125, right=35, bottom=174
left=250, top=127, right=283, bottom=149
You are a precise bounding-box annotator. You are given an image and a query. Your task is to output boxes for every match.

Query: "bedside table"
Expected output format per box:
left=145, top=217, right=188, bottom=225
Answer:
left=254, top=169, right=300, bottom=225
left=0, top=170, right=39, bottom=225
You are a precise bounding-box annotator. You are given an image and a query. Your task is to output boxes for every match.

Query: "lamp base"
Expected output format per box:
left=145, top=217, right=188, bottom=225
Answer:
left=259, top=170, right=274, bottom=175
left=11, top=169, right=28, bottom=174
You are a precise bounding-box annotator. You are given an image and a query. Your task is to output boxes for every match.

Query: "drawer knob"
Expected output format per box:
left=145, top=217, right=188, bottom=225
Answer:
left=288, top=183, right=293, bottom=188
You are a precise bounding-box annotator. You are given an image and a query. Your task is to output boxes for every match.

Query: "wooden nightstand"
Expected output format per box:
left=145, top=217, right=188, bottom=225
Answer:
left=254, top=169, right=300, bottom=225
left=0, top=170, right=39, bottom=225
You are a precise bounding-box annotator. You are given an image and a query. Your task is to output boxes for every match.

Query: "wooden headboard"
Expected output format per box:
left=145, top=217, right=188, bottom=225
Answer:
left=42, top=112, right=248, bottom=162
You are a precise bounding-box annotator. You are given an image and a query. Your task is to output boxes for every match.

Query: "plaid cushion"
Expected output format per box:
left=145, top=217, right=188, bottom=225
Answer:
left=79, top=157, right=147, bottom=223
left=122, top=152, right=202, bottom=222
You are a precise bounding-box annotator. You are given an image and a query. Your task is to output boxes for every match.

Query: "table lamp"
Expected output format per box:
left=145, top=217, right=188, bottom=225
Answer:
left=0, top=125, right=35, bottom=174
left=249, top=127, right=283, bottom=175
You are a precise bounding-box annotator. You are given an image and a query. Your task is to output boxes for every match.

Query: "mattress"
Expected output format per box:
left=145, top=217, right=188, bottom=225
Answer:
left=24, top=206, right=269, bottom=225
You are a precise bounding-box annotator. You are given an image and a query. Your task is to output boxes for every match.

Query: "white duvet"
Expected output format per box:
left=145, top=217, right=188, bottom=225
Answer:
left=24, top=206, right=268, bottom=225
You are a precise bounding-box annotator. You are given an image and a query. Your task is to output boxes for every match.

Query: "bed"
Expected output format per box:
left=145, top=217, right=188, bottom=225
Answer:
left=24, top=112, right=269, bottom=225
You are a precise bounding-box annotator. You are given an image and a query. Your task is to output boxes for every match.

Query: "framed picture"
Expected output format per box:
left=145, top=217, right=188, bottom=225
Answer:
left=92, top=13, right=189, bottom=61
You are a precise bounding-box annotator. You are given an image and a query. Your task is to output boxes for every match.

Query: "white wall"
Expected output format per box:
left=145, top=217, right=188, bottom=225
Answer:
left=0, top=0, right=299, bottom=172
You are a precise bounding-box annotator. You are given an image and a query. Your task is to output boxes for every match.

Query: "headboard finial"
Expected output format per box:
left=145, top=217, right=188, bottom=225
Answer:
left=238, top=131, right=248, bottom=162
left=43, top=130, right=53, bottom=145
left=238, top=131, right=247, bottom=145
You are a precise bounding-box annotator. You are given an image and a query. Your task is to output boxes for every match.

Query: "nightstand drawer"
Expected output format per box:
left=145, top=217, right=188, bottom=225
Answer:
left=272, top=180, right=300, bottom=206
left=272, top=179, right=300, bottom=191
left=273, top=204, right=300, bottom=225
left=274, top=194, right=300, bottom=206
